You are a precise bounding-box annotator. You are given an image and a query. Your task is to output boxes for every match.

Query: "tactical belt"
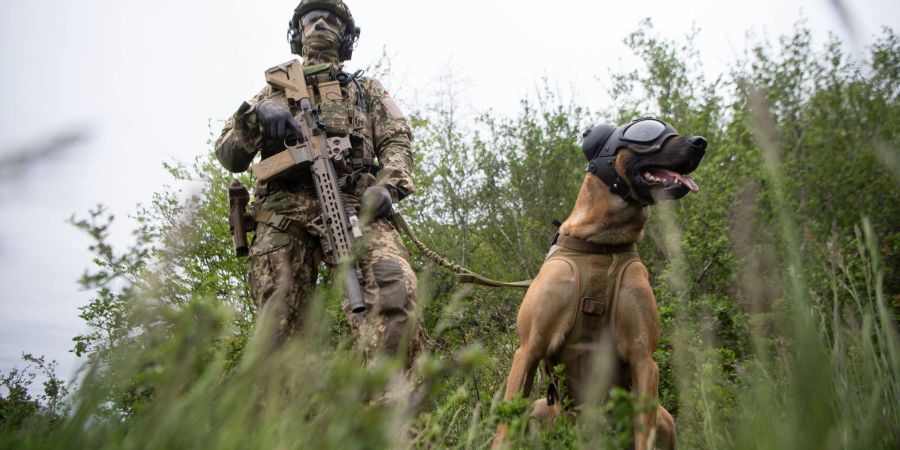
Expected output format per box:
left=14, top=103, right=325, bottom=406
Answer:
left=255, top=210, right=308, bottom=241
left=555, top=235, right=635, bottom=254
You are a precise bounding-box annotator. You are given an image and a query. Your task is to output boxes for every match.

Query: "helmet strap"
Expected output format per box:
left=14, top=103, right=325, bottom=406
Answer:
left=586, top=155, right=634, bottom=203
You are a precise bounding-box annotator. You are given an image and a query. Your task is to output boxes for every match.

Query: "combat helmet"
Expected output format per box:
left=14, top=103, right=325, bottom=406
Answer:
left=288, top=0, right=361, bottom=61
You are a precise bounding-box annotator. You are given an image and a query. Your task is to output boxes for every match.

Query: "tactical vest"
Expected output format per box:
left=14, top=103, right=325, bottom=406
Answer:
left=302, top=63, right=373, bottom=168
left=543, top=243, right=642, bottom=404
left=258, top=63, right=376, bottom=194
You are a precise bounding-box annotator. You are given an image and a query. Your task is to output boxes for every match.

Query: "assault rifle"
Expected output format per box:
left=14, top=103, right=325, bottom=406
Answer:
left=247, top=60, right=367, bottom=314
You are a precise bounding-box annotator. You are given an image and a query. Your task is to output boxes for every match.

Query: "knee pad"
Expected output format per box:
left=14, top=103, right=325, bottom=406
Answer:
left=372, top=259, right=411, bottom=313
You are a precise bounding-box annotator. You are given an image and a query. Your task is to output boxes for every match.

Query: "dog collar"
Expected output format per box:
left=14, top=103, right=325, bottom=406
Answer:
left=556, top=234, right=636, bottom=254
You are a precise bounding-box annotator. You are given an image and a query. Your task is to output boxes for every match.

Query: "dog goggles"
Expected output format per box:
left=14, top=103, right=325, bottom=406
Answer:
left=614, top=118, right=679, bottom=154
left=300, top=10, right=345, bottom=30
left=581, top=117, right=680, bottom=202
left=582, top=118, right=679, bottom=160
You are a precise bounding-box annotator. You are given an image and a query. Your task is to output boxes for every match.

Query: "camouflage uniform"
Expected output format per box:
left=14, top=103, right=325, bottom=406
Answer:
left=215, top=63, right=425, bottom=364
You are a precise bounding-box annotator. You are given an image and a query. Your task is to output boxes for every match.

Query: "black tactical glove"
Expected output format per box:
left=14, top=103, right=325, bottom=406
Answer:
left=361, top=185, right=393, bottom=221
left=255, top=100, right=303, bottom=141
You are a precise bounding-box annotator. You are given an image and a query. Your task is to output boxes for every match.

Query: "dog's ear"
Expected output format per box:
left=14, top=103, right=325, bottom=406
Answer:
left=581, top=124, right=616, bottom=162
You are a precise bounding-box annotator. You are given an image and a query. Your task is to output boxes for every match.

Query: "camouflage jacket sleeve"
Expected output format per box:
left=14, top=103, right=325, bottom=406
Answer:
left=214, top=86, right=272, bottom=173
left=363, top=78, right=415, bottom=201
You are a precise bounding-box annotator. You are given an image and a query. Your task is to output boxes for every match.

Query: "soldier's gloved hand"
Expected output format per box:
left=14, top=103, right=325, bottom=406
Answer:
left=255, top=100, right=303, bottom=141
left=361, top=186, right=393, bottom=222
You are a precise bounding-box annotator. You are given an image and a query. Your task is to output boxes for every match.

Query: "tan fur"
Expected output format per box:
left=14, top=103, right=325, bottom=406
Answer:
left=495, top=149, right=683, bottom=450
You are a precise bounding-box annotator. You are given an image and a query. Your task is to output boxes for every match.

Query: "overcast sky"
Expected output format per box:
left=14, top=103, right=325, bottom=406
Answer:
left=1, top=0, right=897, bottom=387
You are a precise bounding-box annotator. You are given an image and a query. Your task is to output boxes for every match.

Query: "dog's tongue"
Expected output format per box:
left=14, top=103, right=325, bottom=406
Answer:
left=650, top=168, right=700, bottom=193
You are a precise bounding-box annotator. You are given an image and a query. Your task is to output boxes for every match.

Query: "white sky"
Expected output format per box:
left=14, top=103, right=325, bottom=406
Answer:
left=0, top=0, right=897, bottom=388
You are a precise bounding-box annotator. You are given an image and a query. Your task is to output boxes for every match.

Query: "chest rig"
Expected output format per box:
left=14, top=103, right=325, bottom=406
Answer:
left=254, top=62, right=377, bottom=196
left=302, top=63, right=374, bottom=172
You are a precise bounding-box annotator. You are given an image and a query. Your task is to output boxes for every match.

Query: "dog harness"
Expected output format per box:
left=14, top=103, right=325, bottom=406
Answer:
left=543, top=235, right=643, bottom=405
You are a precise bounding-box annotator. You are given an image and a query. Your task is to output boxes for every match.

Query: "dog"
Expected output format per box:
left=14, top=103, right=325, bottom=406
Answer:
left=494, top=118, right=706, bottom=450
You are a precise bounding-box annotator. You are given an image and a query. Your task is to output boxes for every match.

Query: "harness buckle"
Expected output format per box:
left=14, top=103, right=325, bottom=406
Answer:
left=267, top=213, right=291, bottom=231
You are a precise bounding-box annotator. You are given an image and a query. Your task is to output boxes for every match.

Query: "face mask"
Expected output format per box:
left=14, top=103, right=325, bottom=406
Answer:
left=302, top=17, right=342, bottom=58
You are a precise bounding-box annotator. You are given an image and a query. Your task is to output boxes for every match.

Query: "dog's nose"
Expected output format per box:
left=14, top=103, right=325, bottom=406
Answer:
left=688, top=136, right=707, bottom=150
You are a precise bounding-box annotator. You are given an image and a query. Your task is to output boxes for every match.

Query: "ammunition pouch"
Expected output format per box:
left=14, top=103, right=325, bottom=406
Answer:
left=319, top=102, right=347, bottom=134
left=315, top=75, right=367, bottom=139
left=320, top=103, right=367, bottom=139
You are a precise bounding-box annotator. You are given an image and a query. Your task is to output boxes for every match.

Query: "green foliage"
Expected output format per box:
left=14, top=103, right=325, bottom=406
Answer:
left=66, top=149, right=257, bottom=414
left=3, top=18, right=898, bottom=450
left=404, top=19, right=899, bottom=449
left=0, top=354, right=70, bottom=438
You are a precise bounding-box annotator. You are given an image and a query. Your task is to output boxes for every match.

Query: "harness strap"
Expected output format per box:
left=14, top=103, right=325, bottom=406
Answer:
left=556, top=235, right=635, bottom=254
left=610, top=257, right=643, bottom=334
left=541, top=253, right=580, bottom=407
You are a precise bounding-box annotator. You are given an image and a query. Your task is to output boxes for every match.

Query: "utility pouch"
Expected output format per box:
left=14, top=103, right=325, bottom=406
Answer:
left=350, top=105, right=368, bottom=140
left=321, top=103, right=351, bottom=135
left=318, top=80, right=343, bottom=103
left=319, top=80, right=351, bottom=135
left=580, top=297, right=608, bottom=339
left=228, top=179, right=254, bottom=257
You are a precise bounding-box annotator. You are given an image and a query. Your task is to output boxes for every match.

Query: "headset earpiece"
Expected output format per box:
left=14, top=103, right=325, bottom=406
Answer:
left=288, top=20, right=302, bottom=55
left=339, top=26, right=360, bottom=61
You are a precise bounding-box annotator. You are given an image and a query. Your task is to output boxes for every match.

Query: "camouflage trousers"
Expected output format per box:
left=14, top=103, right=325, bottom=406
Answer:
left=247, top=188, right=425, bottom=365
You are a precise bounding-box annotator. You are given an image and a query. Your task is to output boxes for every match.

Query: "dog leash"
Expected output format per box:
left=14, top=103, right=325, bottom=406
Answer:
left=388, top=211, right=533, bottom=289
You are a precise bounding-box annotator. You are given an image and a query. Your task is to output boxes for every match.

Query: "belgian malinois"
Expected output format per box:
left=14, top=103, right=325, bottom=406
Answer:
left=495, top=118, right=707, bottom=450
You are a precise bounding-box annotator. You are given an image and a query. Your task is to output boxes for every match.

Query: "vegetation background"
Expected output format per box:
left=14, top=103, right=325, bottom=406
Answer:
left=1, top=17, right=898, bottom=450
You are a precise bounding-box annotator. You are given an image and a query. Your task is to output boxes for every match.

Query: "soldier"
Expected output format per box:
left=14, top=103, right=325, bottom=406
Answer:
left=215, top=0, right=425, bottom=366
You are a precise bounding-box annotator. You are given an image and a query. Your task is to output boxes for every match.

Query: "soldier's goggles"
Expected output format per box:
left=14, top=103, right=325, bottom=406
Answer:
left=300, top=10, right=344, bottom=30
left=618, top=118, right=679, bottom=154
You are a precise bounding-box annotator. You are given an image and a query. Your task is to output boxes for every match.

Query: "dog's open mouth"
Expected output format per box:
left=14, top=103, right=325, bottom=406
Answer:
left=641, top=167, right=700, bottom=193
